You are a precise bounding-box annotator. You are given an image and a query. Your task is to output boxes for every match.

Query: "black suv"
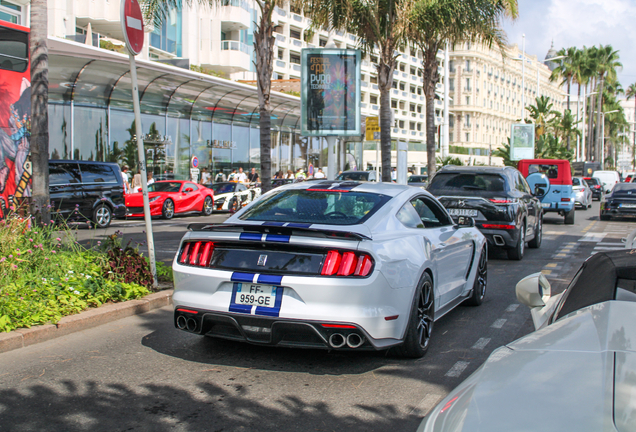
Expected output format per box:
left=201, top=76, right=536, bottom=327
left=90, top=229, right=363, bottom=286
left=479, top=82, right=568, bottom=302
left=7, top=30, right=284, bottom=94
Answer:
left=49, top=160, right=127, bottom=228
left=427, top=166, right=543, bottom=260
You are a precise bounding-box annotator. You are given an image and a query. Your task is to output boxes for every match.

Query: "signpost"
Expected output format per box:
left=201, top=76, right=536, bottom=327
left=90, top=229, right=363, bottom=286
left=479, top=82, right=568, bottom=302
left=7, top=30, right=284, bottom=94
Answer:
left=510, top=123, right=535, bottom=161
left=366, top=117, right=380, bottom=182
left=301, top=49, right=361, bottom=179
left=121, top=0, right=157, bottom=287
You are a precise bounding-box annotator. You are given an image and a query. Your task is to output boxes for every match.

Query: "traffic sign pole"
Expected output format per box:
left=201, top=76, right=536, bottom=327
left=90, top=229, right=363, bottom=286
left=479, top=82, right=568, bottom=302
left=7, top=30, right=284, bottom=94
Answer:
left=122, top=0, right=157, bottom=288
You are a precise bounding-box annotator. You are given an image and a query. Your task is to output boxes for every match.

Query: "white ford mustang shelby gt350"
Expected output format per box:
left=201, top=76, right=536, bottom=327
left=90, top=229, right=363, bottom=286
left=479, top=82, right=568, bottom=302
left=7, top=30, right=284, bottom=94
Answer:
left=172, top=181, right=487, bottom=358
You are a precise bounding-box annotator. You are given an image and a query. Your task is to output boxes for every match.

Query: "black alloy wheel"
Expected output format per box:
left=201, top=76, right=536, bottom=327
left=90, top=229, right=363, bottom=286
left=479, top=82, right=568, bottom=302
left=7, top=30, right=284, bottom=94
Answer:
left=528, top=216, right=542, bottom=249
left=92, top=204, right=112, bottom=228
left=395, top=273, right=435, bottom=358
left=465, top=247, right=487, bottom=306
left=508, top=223, right=525, bottom=260
left=229, top=197, right=239, bottom=213
left=162, top=199, right=175, bottom=219
left=201, top=196, right=214, bottom=216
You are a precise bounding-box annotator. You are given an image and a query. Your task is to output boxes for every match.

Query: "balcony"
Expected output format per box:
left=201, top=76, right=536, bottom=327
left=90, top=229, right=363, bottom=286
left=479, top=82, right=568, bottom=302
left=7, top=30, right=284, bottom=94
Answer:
left=292, top=38, right=303, bottom=47
left=372, top=84, right=379, bottom=90
left=275, top=33, right=286, bottom=43
left=275, top=60, right=287, bottom=68
left=392, top=89, right=399, bottom=96
left=292, top=64, right=301, bottom=72
left=372, top=105, right=379, bottom=110
left=209, top=40, right=252, bottom=73
left=75, top=1, right=125, bottom=40
left=362, top=81, right=369, bottom=87
left=219, top=1, right=252, bottom=31
left=274, top=6, right=286, bottom=17
left=292, top=14, right=303, bottom=22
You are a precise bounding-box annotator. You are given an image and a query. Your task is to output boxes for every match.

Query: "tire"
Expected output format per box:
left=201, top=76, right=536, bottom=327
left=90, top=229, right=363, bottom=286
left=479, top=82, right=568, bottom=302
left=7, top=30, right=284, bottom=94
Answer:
left=394, top=273, right=435, bottom=359
left=92, top=204, right=112, bottom=228
left=564, top=208, right=575, bottom=225
left=162, top=199, right=175, bottom=219
left=201, top=196, right=213, bottom=216
left=507, top=223, right=525, bottom=260
left=528, top=216, right=542, bottom=249
left=465, top=247, right=487, bottom=306
left=229, top=197, right=239, bottom=213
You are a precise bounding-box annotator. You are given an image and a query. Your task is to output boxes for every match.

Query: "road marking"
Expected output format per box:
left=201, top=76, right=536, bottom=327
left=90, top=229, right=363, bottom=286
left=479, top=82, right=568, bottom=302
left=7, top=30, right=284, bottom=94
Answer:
left=541, top=269, right=552, bottom=275
left=471, top=338, right=491, bottom=350
left=545, top=263, right=558, bottom=268
left=544, top=231, right=566, bottom=235
left=578, top=232, right=607, bottom=242
left=491, top=319, right=507, bottom=329
left=409, top=394, right=444, bottom=417
left=597, top=242, right=624, bottom=246
left=555, top=253, right=567, bottom=258
left=505, top=304, right=520, bottom=312
left=445, top=361, right=469, bottom=378
left=594, top=246, right=625, bottom=251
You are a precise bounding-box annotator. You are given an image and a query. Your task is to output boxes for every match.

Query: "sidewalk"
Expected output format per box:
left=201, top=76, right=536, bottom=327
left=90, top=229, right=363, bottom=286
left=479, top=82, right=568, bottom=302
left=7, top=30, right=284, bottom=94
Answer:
left=0, top=286, right=173, bottom=354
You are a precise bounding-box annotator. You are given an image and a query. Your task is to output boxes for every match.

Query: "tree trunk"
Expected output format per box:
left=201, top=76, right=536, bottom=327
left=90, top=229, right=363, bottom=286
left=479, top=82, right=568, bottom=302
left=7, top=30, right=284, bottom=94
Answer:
left=30, top=0, right=50, bottom=224
left=377, top=41, right=396, bottom=183
left=633, top=97, right=636, bottom=169
left=421, top=41, right=440, bottom=178
left=595, top=76, right=604, bottom=164
left=587, top=81, right=596, bottom=160
left=254, top=1, right=274, bottom=193
left=566, top=79, right=571, bottom=150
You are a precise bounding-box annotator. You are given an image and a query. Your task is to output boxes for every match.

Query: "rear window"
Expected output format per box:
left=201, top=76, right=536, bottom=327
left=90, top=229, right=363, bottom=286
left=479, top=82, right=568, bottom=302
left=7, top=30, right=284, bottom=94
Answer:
left=239, top=190, right=390, bottom=225
left=428, top=173, right=507, bottom=193
left=585, top=178, right=599, bottom=186
left=336, top=172, right=369, bottom=181
left=49, top=163, right=81, bottom=185
left=408, top=176, right=428, bottom=183
left=527, top=164, right=559, bottom=178
left=80, top=164, right=118, bottom=183
left=611, top=184, right=636, bottom=196
left=0, top=27, right=28, bottom=73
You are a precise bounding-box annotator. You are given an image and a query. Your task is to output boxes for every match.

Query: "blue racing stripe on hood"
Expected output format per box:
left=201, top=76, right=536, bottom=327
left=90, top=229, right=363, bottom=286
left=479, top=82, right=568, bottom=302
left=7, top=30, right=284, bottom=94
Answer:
left=231, top=272, right=255, bottom=283
left=262, top=222, right=286, bottom=226
left=286, top=223, right=312, bottom=228
left=257, top=274, right=283, bottom=285
left=265, top=234, right=290, bottom=243
left=239, top=233, right=262, bottom=241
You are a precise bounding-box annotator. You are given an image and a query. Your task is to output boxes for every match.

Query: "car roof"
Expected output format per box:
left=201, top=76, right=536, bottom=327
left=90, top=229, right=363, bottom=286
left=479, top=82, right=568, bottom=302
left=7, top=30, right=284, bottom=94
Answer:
left=50, top=160, right=120, bottom=166
left=276, top=180, right=415, bottom=198
left=437, top=165, right=511, bottom=175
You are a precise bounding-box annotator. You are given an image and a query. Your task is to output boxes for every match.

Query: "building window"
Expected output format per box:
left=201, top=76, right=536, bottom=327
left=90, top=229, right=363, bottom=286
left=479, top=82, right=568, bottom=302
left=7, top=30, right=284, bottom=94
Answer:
left=449, top=60, right=455, bottom=73
left=391, top=100, right=398, bottom=109
left=410, top=103, right=416, bottom=112
left=465, top=133, right=470, bottom=142
left=370, top=75, right=378, bottom=84
left=449, top=78, right=454, bottom=91
left=410, top=66, right=417, bottom=75
left=278, top=48, right=284, bottom=60
left=417, top=123, right=422, bottom=131
left=319, top=38, right=327, bottom=47
left=465, top=78, right=471, bottom=90
left=392, top=81, right=398, bottom=89
left=399, top=120, right=405, bottom=129
left=465, top=96, right=470, bottom=105
left=417, top=105, right=422, bottom=113
left=370, top=95, right=378, bottom=104
left=399, top=63, right=406, bottom=72
left=464, top=114, right=471, bottom=127
left=150, top=9, right=182, bottom=56
left=399, top=82, right=405, bottom=91
left=290, top=28, right=301, bottom=40
left=449, top=116, right=454, bottom=128
left=465, top=60, right=471, bottom=71
left=410, top=122, right=416, bottom=131
left=290, top=53, right=300, bottom=64
left=410, top=85, right=416, bottom=94
left=0, top=0, right=22, bottom=24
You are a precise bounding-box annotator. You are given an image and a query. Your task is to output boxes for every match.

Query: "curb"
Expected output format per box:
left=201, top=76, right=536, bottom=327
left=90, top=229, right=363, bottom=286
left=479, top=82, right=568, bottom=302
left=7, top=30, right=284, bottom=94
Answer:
left=0, top=288, right=173, bottom=355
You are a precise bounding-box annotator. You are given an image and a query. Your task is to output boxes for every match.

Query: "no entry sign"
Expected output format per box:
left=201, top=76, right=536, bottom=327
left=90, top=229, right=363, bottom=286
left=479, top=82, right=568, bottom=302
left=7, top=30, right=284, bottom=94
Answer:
left=121, top=0, right=144, bottom=56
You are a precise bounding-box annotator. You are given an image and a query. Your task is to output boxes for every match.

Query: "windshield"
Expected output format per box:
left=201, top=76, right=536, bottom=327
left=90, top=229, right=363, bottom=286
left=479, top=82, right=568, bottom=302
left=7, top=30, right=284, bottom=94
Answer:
left=211, top=183, right=235, bottom=194
left=336, top=172, right=369, bottom=181
left=148, top=182, right=181, bottom=192
left=585, top=178, right=599, bottom=185
left=611, top=184, right=636, bottom=196
left=428, top=173, right=507, bottom=193
left=408, top=176, right=427, bottom=183
left=239, top=189, right=390, bottom=225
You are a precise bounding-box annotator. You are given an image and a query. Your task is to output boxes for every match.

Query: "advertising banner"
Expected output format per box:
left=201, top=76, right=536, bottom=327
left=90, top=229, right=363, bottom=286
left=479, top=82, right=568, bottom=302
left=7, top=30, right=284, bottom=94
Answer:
left=301, top=49, right=361, bottom=137
left=365, top=116, right=380, bottom=141
left=510, top=123, right=535, bottom=160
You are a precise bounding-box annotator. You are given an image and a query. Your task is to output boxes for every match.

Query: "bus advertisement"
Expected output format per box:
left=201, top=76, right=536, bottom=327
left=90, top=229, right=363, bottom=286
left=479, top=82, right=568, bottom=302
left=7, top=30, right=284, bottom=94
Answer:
left=0, top=20, right=31, bottom=217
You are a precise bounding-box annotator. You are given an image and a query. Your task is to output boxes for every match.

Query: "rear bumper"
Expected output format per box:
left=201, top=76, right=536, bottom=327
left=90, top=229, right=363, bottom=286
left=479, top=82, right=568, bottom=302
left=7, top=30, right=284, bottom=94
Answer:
left=477, top=225, right=521, bottom=249
left=540, top=200, right=575, bottom=213
left=173, top=307, right=399, bottom=350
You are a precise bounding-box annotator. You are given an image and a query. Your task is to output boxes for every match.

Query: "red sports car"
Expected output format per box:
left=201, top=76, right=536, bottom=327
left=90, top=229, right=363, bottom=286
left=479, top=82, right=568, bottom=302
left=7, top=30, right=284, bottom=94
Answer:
left=126, top=181, right=214, bottom=219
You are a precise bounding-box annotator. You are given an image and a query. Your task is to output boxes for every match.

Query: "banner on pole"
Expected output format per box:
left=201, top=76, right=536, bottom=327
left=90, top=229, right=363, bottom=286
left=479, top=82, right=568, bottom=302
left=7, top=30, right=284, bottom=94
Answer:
left=301, top=49, right=361, bottom=137
left=365, top=116, right=380, bottom=141
left=510, top=123, right=535, bottom=161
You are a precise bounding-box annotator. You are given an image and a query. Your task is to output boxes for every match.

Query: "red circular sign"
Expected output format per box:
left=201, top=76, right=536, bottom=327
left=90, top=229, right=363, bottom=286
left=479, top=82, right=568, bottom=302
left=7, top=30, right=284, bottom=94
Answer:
left=120, top=0, right=144, bottom=56
left=192, top=157, right=199, bottom=168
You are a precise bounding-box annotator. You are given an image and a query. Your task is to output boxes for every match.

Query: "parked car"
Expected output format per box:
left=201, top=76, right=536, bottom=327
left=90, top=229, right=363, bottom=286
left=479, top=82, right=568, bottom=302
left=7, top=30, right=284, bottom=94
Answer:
left=125, top=180, right=214, bottom=219
left=407, top=175, right=428, bottom=189
left=623, top=172, right=635, bottom=182
left=271, top=178, right=296, bottom=188
left=600, top=182, right=636, bottom=221
left=593, top=170, right=621, bottom=194
left=335, top=170, right=378, bottom=182
left=172, top=181, right=487, bottom=358
left=207, top=182, right=261, bottom=212
left=418, top=249, right=636, bottom=432
left=584, top=176, right=604, bottom=200
left=427, top=166, right=542, bottom=260
left=49, top=160, right=127, bottom=228
left=572, top=176, right=592, bottom=209
left=518, top=159, right=576, bottom=225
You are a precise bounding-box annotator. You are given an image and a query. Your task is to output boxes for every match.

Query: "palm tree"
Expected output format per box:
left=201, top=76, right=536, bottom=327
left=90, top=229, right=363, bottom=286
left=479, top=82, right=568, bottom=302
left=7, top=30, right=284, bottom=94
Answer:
left=144, top=0, right=281, bottom=192
left=549, top=46, right=577, bottom=149
left=305, top=0, right=411, bottom=182
left=625, top=82, right=636, bottom=169
left=584, top=46, right=598, bottom=160
left=593, top=45, right=622, bottom=162
left=30, top=0, right=51, bottom=224
left=407, top=0, right=517, bottom=177
left=553, top=109, right=581, bottom=145
left=525, top=95, right=559, bottom=139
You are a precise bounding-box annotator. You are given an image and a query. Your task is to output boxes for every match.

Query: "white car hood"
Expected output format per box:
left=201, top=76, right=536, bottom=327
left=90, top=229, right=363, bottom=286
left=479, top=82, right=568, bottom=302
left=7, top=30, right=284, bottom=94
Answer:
left=421, top=301, right=636, bottom=432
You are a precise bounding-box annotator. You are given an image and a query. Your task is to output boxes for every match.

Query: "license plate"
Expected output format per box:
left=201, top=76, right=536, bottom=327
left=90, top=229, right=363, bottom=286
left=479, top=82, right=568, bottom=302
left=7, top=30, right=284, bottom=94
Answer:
left=541, top=203, right=551, bottom=208
left=620, top=203, right=636, bottom=208
left=235, top=283, right=277, bottom=308
left=448, top=208, right=478, bottom=217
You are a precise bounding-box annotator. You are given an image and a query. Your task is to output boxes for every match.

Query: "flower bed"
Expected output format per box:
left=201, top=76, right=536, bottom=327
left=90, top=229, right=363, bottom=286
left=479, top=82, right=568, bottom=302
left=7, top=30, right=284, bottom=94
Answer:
left=0, top=216, right=163, bottom=332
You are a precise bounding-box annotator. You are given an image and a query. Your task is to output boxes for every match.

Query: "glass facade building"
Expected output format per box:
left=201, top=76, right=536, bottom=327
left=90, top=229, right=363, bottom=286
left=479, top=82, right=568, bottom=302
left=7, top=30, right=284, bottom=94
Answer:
left=46, top=39, right=323, bottom=180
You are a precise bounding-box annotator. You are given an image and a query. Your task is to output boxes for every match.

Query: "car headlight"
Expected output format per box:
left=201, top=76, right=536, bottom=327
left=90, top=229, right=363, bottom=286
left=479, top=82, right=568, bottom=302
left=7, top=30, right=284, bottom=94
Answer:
left=149, top=196, right=161, bottom=203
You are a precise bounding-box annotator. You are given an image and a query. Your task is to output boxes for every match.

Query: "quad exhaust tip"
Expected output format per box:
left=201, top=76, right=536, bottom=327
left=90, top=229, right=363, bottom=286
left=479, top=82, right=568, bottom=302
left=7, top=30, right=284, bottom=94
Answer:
left=176, top=315, right=187, bottom=330
left=346, top=333, right=365, bottom=348
left=493, top=235, right=505, bottom=246
left=186, top=318, right=198, bottom=332
left=329, top=333, right=346, bottom=349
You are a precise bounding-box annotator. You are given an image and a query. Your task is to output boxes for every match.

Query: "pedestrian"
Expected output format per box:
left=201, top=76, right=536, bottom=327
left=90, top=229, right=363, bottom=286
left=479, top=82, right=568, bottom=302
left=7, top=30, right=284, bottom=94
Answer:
left=247, top=167, right=259, bottom=183
left=228, top=169, right=238, bottom=181
left=200, top=167, right=211, bottom=185
left=121, top=165, right=131, bottom=193
left=147, top=171, right=155, bottom=186
left=295, top=168, right=306, bottom=180
left=132, top=170, right=142, bottom=192
left=314, top=168, right=326, bottom=179
left=391, top=167, right=397, bottom=182
left=236, top=167, right=248, bottom=183
left=285, top=169, right=295, bottom=179
left=215, top=170, right=227, bottom=182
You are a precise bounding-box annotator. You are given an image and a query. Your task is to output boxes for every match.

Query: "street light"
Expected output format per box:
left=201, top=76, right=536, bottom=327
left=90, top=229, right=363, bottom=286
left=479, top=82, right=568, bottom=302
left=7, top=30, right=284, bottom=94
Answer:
left=594, top=109, right=619, bottom=167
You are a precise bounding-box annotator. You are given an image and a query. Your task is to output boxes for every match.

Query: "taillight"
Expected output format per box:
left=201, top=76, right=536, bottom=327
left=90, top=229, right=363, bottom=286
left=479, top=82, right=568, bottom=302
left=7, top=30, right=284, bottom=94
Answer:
left=489, top=198, right=516, bottom=204
left=321, top=250, right=374, bottom=277
left=179, top=241, right=215, bottom=267
left=560, top=197, right=571, bottom=202
left=481, top=223, right=515, bottom=229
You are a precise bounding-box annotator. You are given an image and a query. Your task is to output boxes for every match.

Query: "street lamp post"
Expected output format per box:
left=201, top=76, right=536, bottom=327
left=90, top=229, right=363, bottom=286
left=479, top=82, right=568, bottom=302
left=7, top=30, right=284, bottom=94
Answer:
left=594, top=109, right=619, bottom=168
left=522, top=34, right=525, bottom=120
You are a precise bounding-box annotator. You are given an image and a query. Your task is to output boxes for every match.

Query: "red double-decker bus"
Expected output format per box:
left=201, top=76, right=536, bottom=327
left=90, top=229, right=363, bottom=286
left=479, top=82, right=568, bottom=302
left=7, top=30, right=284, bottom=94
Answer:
left=0, top=20, right=31, bottom=216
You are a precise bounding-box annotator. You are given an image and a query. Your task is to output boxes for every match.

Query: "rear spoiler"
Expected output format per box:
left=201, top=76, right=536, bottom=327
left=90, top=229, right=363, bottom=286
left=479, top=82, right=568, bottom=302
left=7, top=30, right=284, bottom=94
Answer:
left=187, top=223, right=371, bottom=241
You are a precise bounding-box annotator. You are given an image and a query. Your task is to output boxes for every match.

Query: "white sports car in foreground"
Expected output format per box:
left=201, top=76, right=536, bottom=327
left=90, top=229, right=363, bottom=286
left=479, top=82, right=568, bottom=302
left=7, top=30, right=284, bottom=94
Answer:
left=419, top=249, right=636, bottom=431
left=208, top=182, right=261, bottom=212
left=172, top=181, right=487, bottom=358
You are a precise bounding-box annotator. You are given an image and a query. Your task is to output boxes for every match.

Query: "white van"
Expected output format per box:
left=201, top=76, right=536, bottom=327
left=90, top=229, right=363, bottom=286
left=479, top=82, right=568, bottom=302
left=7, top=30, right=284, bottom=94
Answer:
left=592, top=170, right=621, bottom=193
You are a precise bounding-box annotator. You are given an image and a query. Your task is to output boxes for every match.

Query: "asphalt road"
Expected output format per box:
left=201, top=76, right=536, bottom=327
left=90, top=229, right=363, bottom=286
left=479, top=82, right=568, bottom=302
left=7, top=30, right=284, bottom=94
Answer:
left=2, top=202, right=635, bottom=432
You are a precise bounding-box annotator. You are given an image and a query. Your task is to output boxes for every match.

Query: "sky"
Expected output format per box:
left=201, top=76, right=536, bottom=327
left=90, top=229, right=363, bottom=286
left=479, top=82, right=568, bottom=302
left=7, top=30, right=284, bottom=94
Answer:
left=501, top=0, right=636, bottom=92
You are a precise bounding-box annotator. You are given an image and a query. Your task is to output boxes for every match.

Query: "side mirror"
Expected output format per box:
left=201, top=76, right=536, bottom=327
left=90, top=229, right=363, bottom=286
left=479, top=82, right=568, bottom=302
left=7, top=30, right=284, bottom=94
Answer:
left=184, top=188, right=193, bottom=193
left=515, top=272, right=551, bottom=307
left=455, top=216, right=475, bottom=228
